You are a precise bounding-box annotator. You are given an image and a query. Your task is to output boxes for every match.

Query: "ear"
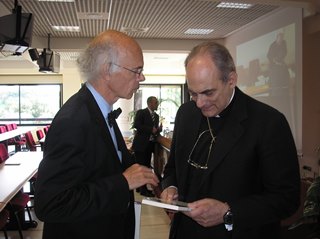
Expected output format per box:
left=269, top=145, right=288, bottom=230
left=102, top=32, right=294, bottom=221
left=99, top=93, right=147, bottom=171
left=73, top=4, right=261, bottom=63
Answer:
left=105, top=63, right=112, bottom=76
left=102, top=63, right=112, bottom=81
left=228, top=71, right=238, bottom=88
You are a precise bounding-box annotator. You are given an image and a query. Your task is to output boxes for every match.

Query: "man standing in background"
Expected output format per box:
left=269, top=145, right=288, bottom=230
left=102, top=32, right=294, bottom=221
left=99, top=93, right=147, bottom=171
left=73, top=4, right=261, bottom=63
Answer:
left=132, top=96, right=162, bottom=196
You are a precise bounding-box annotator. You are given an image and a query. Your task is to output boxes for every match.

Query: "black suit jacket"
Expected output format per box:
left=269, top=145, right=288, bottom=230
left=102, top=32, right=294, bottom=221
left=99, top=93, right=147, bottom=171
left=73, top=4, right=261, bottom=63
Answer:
left=132, top=108, right=160, bottom=152
left=162, top=87, right=300, bottom=239
left=35, top=85, right=135, bottom=239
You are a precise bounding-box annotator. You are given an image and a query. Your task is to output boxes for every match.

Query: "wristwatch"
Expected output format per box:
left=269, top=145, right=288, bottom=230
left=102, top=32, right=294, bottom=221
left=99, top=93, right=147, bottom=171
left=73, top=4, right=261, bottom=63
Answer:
left=223, top=208, right=233, bottom=231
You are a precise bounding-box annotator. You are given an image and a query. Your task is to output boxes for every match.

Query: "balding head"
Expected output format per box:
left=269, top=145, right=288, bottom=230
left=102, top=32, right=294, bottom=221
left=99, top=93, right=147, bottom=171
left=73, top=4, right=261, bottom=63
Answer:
left=77, top=29, right=145, bottom=104
left=77, top=30, right=142, bottom=82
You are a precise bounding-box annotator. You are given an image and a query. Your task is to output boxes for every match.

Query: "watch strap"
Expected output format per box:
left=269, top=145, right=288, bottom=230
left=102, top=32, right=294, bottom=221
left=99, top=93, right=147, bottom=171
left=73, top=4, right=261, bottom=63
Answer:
left=223, top=204, right=233, bottom=231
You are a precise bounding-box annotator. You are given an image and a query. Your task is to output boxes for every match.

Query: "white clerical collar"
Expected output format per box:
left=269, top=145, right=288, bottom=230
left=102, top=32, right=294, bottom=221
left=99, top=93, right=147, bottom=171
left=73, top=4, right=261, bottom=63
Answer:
left=215, top=88, right=235, bottom=118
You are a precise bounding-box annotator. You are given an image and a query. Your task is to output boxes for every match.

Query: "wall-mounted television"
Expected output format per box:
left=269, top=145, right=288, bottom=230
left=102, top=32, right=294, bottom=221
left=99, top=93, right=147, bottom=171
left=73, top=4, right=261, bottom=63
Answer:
left=0, top=4, right=33, bottom=54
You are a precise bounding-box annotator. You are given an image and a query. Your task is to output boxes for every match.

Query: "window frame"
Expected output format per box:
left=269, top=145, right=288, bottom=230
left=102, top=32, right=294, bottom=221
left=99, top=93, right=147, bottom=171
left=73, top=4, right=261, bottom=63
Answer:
left=0, top=83, right=63, bottom=126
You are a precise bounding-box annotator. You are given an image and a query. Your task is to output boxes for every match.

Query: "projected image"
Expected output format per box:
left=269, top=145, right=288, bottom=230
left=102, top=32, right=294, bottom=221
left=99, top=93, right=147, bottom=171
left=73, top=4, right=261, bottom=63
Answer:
left=236, top=23, right=295, bottom=93
left=236, top=23, right=296, bottom=133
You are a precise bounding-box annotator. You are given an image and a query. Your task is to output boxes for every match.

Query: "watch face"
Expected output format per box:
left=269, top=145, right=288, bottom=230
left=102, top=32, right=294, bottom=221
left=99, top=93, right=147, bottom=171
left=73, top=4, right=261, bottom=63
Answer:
left=224, top=210, right=233, bottom=224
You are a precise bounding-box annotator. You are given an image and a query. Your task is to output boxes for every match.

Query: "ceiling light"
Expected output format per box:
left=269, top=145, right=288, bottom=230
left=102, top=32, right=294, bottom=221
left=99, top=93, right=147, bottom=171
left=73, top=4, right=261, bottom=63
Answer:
left=184, top=28, right=214, bottom=35
left=121, top=27, right=149, bottom=33
left=77, top=12, right=109, bottom=20
left=38, top=0, right=74, bottom=2
left=1, top=44, right=28, bottom=54
left=52, top=26, right=80, bottom=32
left=217, top=2, right=253, bottom=9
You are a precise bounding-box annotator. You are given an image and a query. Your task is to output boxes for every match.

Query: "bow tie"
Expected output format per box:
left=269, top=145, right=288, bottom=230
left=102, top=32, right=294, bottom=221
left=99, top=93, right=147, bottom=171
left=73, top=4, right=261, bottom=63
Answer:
left=108, top=107, right=122, bottom=127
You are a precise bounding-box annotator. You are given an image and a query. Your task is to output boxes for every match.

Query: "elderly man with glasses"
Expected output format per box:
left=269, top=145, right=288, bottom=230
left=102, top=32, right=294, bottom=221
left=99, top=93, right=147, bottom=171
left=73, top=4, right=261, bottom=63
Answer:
left=160, top=42, right=300, bottom=239
left=35, top=30, right=159, bottom=239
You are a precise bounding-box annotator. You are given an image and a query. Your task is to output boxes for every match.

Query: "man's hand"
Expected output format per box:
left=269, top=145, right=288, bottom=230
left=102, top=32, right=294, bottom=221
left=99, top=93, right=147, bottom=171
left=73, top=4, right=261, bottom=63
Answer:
left=184, top=198, right=229, bottom=227
left=160, top=187, right=178, bottom=202
left=123, top=164, right=159, bottom=190
left=160, top=187, right=179, bottom=217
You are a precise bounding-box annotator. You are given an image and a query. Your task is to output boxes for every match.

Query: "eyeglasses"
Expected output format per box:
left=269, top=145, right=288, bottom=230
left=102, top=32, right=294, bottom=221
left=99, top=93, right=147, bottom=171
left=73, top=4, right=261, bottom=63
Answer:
left=111, top=63, right=144, bottom=77
left=187, top=117, right=216, bottom=170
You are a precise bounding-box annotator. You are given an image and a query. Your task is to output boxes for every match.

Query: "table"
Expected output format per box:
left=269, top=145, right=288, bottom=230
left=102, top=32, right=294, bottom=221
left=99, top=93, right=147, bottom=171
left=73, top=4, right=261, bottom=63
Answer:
left=0, top=126, right=36, bottom=142
left=0, top=151, right=43, bottom=231
left=0, top=151, right=43, bottom=205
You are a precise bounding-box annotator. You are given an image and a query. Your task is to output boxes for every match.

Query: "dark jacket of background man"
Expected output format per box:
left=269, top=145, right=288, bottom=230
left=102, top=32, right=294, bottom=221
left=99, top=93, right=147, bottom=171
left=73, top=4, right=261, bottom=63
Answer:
left=132, top=107, right=160, bottom=152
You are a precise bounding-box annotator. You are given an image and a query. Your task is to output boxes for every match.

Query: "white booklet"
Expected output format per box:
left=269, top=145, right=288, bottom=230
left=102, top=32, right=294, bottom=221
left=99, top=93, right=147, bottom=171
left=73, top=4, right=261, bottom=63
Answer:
left=142, top=197, right=191, bottom=212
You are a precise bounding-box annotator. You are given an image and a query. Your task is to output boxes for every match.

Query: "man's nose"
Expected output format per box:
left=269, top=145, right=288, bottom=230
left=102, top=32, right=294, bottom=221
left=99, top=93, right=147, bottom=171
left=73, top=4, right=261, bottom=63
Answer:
left=195, top=94, right=206, bottom=108
left=139, top=73, right=145, bottom=82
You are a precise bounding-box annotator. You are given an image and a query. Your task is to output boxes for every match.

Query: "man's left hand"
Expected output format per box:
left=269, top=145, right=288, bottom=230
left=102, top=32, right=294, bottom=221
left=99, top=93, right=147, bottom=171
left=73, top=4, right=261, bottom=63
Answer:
left=184, top=198, right=229, bottom=227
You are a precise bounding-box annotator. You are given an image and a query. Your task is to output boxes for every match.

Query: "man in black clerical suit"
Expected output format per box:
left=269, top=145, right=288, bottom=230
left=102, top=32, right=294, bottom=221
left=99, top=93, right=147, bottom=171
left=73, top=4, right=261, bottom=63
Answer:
left=132, top=96, right=162, bottom=196
left=160, top=42, right=300, bottom=239
left=34, top=30, right=159, bottom=239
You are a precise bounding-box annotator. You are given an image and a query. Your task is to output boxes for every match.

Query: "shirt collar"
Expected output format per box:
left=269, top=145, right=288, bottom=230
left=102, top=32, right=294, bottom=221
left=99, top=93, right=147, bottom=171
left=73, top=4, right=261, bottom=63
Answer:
left=86, top=82, right=112, bottom=119
left=216, top=88, right=235, bottom=118
left=147, top=107, right=153, bottom=114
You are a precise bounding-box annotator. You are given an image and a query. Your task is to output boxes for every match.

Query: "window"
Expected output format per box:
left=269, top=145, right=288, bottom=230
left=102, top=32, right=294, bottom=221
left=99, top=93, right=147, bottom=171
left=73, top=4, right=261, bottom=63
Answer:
left=134, top=84, right=182, bottom=131
left=0, top=84, right=62, bottom=125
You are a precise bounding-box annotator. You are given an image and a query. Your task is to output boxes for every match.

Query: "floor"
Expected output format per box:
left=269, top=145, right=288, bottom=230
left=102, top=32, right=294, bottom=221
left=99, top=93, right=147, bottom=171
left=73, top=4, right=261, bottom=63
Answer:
left=1, top=192, right=171, bottom=239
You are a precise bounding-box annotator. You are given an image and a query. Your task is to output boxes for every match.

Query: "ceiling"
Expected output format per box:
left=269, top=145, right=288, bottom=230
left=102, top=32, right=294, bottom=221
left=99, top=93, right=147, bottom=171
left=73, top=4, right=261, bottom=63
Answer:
left=0, top=0, right=318, bottom=67
left=1, top=0, right=316, bottom=40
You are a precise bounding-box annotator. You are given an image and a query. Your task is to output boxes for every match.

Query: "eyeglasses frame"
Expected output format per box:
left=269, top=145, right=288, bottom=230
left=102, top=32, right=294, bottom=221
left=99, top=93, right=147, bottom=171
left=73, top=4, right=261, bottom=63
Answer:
left=187, top=117, right=216, bottom=170
left=111, top=63, right=144, bottom=77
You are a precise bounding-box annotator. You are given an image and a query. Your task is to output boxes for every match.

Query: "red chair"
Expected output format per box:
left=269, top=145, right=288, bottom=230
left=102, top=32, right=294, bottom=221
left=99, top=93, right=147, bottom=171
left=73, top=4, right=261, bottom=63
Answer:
left=0, top=209, right=9, bottom=239
left=0, top=126, right=7, bottom=133
left=5, top=124, right=13, bottom=132
left=7, top=191, right=36, bottom=238
left=11, top=123, right=18, bottom=129
left=3, top=124, right=26, bottom=152
left=43, top=125, right=50, bottom=135
left=36, top=129, right=45, bottom=141
left=0, top=143, right=36, bottom=238
left=0, top=143, right=9, bottom=163
left=6, top=195, right=35, bottom=239
left=21, top=132, right=40, bottom=198
left=24, top=131, right=39, bottom=152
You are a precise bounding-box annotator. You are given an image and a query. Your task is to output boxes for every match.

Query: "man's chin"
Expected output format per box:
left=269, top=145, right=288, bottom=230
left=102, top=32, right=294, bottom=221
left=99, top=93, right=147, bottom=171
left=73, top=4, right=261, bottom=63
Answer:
left=126, top=91, right=135, bottom=99
left=201, top=109, right=217, bottom=118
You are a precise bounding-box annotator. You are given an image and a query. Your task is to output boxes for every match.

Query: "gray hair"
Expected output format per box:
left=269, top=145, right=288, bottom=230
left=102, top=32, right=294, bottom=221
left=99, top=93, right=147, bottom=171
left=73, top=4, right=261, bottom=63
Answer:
left=77, top=40, right=120, bottom=82
left=185, top=42, right=236, bottom=83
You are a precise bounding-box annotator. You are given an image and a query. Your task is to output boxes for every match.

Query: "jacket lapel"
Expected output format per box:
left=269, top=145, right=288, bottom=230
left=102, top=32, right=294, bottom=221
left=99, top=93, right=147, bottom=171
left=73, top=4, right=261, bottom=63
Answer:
left=177, top=103, right=203, bottom=195
left=200, top=88, right=248, bottom=186
left=80, top=86, right=122, bottom=166
left=113, top=121, right=135, bottom=169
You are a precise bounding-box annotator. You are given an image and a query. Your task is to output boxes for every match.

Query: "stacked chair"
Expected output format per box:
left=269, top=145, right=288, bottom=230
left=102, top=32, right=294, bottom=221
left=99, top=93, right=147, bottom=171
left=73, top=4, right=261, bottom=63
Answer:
left=4, top=124, right=26, bottom=152
left=24, top=131, right=39, bottom=152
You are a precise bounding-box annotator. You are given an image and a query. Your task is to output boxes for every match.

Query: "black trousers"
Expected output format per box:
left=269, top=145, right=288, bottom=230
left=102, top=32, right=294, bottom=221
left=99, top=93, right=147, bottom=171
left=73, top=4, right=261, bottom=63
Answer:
left=134, top=141, right=155, bottom=168
left=134, top=141, right=155, bottom=193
